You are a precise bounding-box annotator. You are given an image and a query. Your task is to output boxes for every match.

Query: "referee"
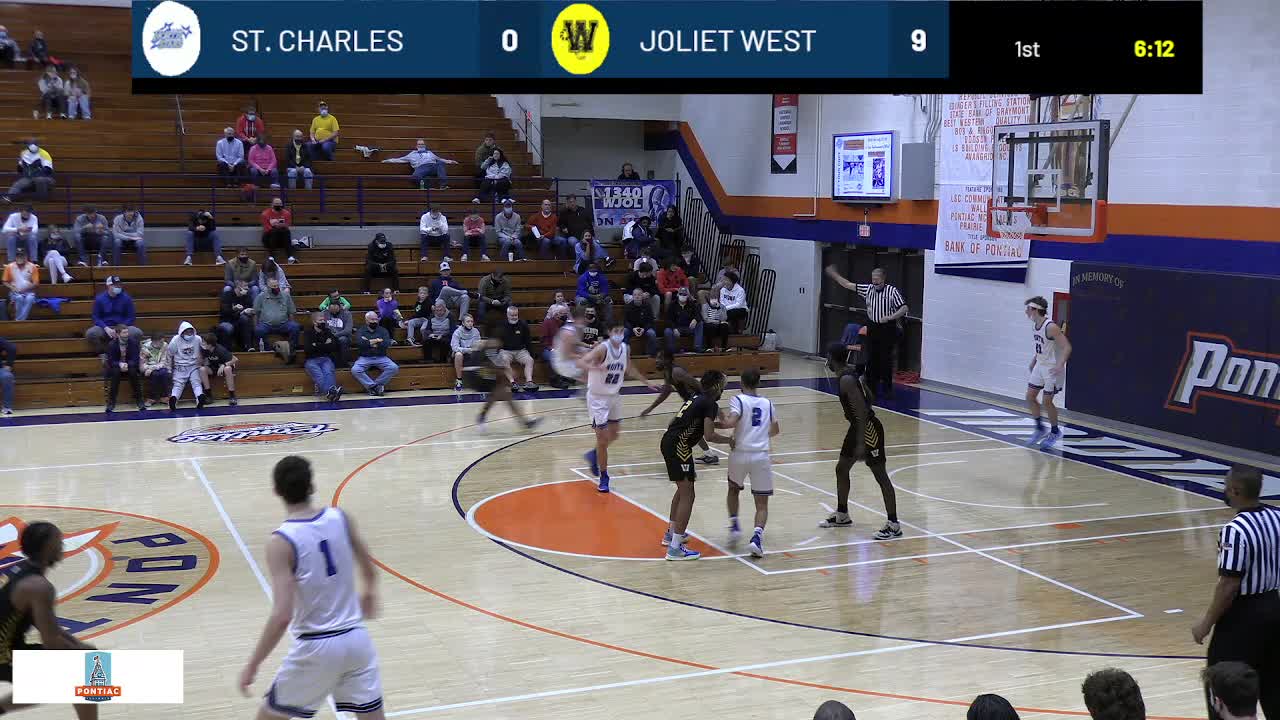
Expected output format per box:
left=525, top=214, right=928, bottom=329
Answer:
left=825, top=265, right=907, bottom=399
left=1192, top=464, right=1280, bottom=720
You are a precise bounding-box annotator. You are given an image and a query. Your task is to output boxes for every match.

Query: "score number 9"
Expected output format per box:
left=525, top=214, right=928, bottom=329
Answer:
left=911, top=29, right=927, bottom=52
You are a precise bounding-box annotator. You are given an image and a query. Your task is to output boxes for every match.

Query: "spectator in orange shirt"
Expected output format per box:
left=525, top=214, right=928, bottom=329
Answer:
left=526, top=199, right=566, bottom=260
left=235, top=106, right=266, bottom=153
left=462, top=209, right=490, bottom=262
left=657, top=259, right=690, bottom=312
left=3, top=246, right=39, bottom=321
left=260, top=198, right=296, bottom=264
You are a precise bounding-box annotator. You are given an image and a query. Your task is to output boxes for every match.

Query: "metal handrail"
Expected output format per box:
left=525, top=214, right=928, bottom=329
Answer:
left=174, top=95, right=187, bottom=172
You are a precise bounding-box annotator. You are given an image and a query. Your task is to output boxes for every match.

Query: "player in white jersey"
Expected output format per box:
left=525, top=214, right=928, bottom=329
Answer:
left=240, top=456, right=385, bottom=719
left=718, top=368, right=780, bottom=557
left=551, top=305, right=588, bottom=383
left=1024, top=296, right=1072, bottom=447
left=579, top=320, right=657, bottom=493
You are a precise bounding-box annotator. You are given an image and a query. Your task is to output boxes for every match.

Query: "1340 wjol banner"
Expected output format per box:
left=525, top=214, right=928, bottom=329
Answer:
left=589, top=180, right=677, bottom=228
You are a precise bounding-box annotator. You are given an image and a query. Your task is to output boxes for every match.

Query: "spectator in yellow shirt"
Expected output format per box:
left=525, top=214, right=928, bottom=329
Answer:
left=308, top=101, right=341, bottom=160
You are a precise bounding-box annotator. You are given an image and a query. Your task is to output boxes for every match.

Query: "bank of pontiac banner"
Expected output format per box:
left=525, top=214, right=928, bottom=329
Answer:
left=590, top=180, right=677, bottom=227
left=770, top=94, right=799, bottom=174
left=933, top=94, right=1032, bottom=282
left=1067, top=263, right=1280, bottom=457
left=13, top=650, right=184, bottom=704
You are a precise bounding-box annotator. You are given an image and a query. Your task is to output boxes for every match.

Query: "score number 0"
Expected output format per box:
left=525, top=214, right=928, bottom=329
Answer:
left=502, top=29, right=518, bottom=52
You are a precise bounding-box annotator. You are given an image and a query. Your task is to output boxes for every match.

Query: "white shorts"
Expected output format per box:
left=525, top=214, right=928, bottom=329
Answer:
left=266, top=626, right=383, bottom=718
left=552, top=357, right=583, bottom=380
left=728, top=450, right=774, bottom=496
left=586, top=392, right=623, bottom=428
left=1028, top=363, right=1060, bottom=395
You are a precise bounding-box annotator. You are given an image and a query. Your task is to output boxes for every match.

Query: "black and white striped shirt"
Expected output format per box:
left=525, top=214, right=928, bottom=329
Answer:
left=1218, top=505, right=1280, bottom=595
left=854, top=283, right=906, bottom=324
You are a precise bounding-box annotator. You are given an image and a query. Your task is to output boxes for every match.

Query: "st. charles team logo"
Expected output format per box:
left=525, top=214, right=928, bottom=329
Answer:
left=551, top=3, right=610, bottom=75
left=141, top=0, right=201, bottom=77
left=167, top=421, right=339, bottom=445
left=0, top=508, right=219, bottom=641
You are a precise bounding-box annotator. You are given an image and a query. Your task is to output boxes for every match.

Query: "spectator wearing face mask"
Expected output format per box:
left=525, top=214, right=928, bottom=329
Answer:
left=575, top=261, right=613, bottom=325
left=403, top=287, right=432, bottom=346
left=448, top=313, right=482, bottom=392
left=418, top=206, right=449, bottom=261
left=420, top=300, right=455, bottom=363
left=235, top=106, right=266, bottom=152
left=624, top=262, right=661, bottom=320
left=36, top=65, right=65, bottom=119
left=260, top=198, right=295, bottom=263
left=321, top=298, right=354, bottom=366
left=352, top=310, right=398, bottom=396
left=248, top=136, right=280, bottom=189
left=217, top=280, right=255, bottom=351
left=223, top=247, right=259, bottom=301
left=140, top=331, right=170, bottom=408
left=309, top=101, right=340, bottom=160
left=699, top=294, right=730, bottom=352
left=624, top=289, right=658, bottom=356
left=472, top=131, right=499, bottom=187
left=375, top=287, right=403, bottom=337
left=110, top=205, right=146, bottom=266
left=657, top=259, right=691, bottom=312
left=253, top=277, right=299, bottom=361
left=86, top=276, right=141, bottom=354
left=383, top=138, right=458, bottom=190
left=103, top=322, right=144, bottom=413
left=215, top=127, right=246, bottom=187
left=364, top=232, right=399, bottom=292
left=4, top=141, right=54, bottom=203
left=573, top=229, right=611, bottom=275
left=166, top=321, right=206, bottom=411
left=3, top=247, right=39, bottom=321
left=665, top=287, right=702, bottom=354
left=303, top=310, right=345, bottom=402
left=285, top=129, right=314, bottom=190
left=493, top=199, right=524, bottom=261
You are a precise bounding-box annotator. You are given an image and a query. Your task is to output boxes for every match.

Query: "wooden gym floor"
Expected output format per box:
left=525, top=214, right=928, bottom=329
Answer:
left=2, top=356, right=1271, bottom=719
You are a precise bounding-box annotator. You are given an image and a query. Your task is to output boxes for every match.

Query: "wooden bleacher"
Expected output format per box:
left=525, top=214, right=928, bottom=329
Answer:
left=0, top=4, right=779, bottom=412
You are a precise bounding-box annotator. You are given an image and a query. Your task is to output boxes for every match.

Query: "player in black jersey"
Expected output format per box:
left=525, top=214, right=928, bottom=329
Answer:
left=639, top=349, right=718, bottom=465
left=660, top=370, right=732, bottom=561
left=463, top=339, right=542, bottom=434
left=1, top=522, right=100, bottom=718
left=820, top=355, right=901, bottom=540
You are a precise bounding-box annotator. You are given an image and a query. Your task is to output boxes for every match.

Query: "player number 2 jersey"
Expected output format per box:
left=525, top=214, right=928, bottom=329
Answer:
left=587, top=340, right=628, bottom=396
left=272, top=507, right=363, bottom=637
left=730, top=394, right=774, bottom=453
left=1033, top=319, right=1058, bottom=367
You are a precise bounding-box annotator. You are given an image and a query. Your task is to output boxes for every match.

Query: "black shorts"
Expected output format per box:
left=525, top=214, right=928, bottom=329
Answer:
left=0, top=643, right=42, bottom=682
left=662, top=440, right=697, bottom=482
left=464, top=369, right=496, bottom=394
left=841, top=416, right=887, bottom=467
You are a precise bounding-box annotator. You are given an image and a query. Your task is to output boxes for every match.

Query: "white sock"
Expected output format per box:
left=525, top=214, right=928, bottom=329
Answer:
left=754, top=526, right=764, bottom=536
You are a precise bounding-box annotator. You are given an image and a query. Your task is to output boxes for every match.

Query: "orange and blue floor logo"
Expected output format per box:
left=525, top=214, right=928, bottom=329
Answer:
left=167, top=421, right=338, bottom=445
left=0, top=507, right=219, bottom=640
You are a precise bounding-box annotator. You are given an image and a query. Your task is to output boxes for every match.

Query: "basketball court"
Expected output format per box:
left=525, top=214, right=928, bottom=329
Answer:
left=2, top=356, right=1266, bottom=719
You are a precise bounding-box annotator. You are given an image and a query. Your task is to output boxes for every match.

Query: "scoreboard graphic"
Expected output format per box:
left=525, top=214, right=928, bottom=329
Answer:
left=132, top=0, right=1203, bottom=93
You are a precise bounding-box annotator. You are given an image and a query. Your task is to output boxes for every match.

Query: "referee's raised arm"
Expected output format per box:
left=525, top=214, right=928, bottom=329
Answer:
left=1192, top=464, right=1280, bottom=720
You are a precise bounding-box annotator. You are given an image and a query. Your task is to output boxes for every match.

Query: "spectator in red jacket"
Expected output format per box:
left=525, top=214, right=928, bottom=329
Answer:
left=235, top=106, right=266, bottom=153
left=260, top=198, right=296, bottom=264
left=657, top=259, right=691, bottom=312
left=461, top=209, right=489, bottom=262
left=525, top=199, right=566, bottom=260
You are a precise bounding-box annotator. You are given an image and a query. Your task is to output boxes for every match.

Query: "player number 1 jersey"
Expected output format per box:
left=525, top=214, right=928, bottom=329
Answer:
left=272, top=507, right=364, bottom=637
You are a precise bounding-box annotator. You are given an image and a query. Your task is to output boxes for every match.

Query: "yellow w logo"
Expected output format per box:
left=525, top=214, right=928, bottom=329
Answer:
left=560, top=19, right=598, bottom=54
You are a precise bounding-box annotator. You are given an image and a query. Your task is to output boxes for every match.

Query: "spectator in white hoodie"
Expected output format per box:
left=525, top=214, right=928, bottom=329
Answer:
left=719, top=269, right=749, bottom=333
left=166, top=321, right=206, bottom=411
left=418, top=206, right=449, bottom=261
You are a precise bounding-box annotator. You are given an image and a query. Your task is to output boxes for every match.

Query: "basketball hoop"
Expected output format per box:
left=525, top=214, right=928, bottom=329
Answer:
left=987, top=198, right=1107, bottom=242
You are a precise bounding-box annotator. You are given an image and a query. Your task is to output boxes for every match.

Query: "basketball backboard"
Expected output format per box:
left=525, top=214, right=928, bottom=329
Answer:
left=989, top=119, right=1110, bottom=243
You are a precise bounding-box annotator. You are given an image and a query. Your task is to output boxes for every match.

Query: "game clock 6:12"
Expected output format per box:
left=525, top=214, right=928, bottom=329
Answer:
left=1133, top=40, right=1176, bottom=58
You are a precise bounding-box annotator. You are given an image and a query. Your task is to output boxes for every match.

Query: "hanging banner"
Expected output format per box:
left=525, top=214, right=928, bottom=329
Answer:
left=934, top=94, right=1032, bottom=282
left=589, top=179, right=677, bottom=227
left=770, top=94, right=799, bottom=174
